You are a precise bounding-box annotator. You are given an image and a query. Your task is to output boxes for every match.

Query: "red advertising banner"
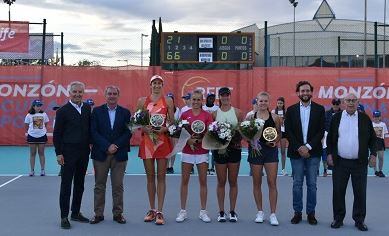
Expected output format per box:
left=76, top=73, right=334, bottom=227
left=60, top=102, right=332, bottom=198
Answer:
left=0, top=21, right=29, bottom=53
left=0, top=66, right=388, bottom=146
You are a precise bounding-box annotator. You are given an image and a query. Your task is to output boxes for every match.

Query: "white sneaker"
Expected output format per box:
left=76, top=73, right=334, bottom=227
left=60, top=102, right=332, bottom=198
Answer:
left=175, top=209, right=187, bottom=222
left=281, top=169, right=287, bottom=176
left=229, top=211, right=238, bottom=222
left=199, top=210, right=211, bottom=223
left=217, top=211, right=226, bottom=222
left=255, top=211, right=264, bottom=223
left=269, top=213, right=279, bottom=226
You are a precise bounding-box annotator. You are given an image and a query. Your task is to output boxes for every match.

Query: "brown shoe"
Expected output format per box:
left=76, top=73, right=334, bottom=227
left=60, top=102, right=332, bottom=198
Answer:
left=113, top=214, right=126, bottom=224
left=155, top=212, right=165, bottom=225
left=307, top=213, right=318, bottom=225
left=144, top=210, right=156, bottom=222
left=89, top=215, right=104, bottom=224
left=291, top=212, right=302, bottom=224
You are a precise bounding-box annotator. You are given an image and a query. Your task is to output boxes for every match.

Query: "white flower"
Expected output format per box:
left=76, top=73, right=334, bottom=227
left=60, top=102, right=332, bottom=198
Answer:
left=254, top=118, right=265, bottom=127
left=241, top=120, right=250, bottom=127
left=168, top=125, right=176, bottom=135
left=219, top=133, right=226, bottom=139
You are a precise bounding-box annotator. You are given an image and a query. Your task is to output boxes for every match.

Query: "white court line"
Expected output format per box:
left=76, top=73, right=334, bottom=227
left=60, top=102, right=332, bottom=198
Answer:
left=0, top=175, right=23, bottom=188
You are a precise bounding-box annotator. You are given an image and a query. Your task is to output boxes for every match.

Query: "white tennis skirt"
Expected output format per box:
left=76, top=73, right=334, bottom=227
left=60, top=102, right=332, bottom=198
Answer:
left=181, top=153, right=209, bottom=165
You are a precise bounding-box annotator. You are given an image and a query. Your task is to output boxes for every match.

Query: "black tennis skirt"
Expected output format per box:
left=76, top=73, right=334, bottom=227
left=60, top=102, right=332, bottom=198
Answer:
left=27, top=134, right=48, bottom=144
left=376, top=138, right=386, bottom=151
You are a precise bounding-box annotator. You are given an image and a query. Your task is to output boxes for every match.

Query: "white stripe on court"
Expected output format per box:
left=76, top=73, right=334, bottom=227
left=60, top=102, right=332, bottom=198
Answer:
left=0, top=175, right=23, bottom=188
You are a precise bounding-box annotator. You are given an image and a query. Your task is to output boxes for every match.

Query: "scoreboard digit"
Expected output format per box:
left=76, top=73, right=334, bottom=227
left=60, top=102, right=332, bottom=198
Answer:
left=161, top=32, right=254, bottom=64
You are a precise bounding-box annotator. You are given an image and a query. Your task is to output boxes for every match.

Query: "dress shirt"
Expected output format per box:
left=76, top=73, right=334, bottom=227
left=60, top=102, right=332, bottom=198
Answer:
left=69, top=100, right=83, bottom=114
left=338, top=110, right=359, bottom=159
left=107, top=105, right=117, bottom=129
left=299, top=101, right=311, bottom=148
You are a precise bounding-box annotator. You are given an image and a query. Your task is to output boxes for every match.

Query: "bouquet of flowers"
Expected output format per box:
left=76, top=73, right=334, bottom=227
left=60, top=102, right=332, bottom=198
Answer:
left=128, top=109, right=150, bottom=131
left=208, top=121, right=233, bottom=145
left=168, top=119, right=189, bottom=138
left=202, top=121, right=233, bottom=154
left=239, top=118, right=265, bottom=157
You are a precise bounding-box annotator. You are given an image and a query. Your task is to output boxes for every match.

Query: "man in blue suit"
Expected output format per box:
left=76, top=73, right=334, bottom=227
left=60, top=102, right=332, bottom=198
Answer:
left=89, top=85, right=131, bottom=224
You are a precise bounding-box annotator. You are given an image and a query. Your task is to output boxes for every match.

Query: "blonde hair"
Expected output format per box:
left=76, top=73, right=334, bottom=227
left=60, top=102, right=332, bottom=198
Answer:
left=192, top=89, right=204, bottom=98
left=257, top=91, right=270, bottom=99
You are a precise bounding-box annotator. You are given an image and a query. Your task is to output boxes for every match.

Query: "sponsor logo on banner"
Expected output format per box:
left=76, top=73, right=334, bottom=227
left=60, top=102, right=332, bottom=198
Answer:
left=0, top=82, right=98, bottom=98
left=319, top=86, right=389, bottom=99
left=181, top=76, right=234, bottom=101
left=0, top=21, right=29, bottom=53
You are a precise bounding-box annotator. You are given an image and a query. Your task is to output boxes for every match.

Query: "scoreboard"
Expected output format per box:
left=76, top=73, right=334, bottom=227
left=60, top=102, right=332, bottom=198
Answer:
left=161, top=32, right=255, bottom=64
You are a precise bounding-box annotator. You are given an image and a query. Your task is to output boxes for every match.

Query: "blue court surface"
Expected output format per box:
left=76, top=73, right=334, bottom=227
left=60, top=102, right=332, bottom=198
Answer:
left=0, top=146, right=389, bottom=236
left=1, top=146, right=388, bottom=176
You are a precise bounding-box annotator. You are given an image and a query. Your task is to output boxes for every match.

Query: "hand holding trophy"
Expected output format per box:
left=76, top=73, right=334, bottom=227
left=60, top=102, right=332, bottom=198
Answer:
left=188, top=120, right=206, bottom=151
left=150, top=114, right=165, bottom=131
left=191, top=120, right=206, bottom=138
left=263, top=127, right=278, bottom=147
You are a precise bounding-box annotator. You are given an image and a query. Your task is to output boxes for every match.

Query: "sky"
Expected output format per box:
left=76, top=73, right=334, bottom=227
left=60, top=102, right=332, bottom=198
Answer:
left=0, top=0, right=388, bottom=66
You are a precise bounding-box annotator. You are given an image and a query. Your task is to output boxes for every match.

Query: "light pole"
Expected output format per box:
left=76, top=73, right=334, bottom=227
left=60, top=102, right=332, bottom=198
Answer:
left=356, top=54, right=360, bottom=67
left=364, top=0, right=367, bottom=67
left=289, top=0, right=298, bottom=67
left=141, top=33, right=148, bottom=67
left=382, top=0, right=386, bottom=68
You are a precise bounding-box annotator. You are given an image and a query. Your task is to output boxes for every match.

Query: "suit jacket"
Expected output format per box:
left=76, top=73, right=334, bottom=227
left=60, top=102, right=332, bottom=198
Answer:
left=326, top=111, right=377, bottom=165
left=91, top=104, right=132, bottom=162
left=53, top=102, right=91, bottom=156
left=285, top=101, right=325, bottom=158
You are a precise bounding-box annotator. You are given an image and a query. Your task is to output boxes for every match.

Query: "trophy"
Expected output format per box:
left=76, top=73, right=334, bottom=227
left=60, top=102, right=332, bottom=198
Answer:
left=263, top=127, right=278, bottom=143
left=191, top=120, right=206, bottom=139
left=150, top=114, right=165, bottom=130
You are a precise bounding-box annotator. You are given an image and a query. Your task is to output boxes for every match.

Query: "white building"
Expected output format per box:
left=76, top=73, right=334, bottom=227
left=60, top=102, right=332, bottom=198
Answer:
left=235, top=0, right=388, bottom=67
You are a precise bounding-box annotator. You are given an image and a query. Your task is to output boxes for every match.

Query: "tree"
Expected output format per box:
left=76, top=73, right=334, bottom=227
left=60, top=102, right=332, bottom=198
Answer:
left=3, top=0, right=16, bottom=21
left=76, top=59, right=100, bottom=66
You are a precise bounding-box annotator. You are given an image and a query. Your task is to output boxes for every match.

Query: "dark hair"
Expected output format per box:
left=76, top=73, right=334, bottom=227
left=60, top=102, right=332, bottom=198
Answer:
left=295, top=81, right=314, bottom=93
left=275, top=97, right=286, bottom=114
left=28, top=104, right=44, bottom=114
left=170, top=97, right=177, bottom=113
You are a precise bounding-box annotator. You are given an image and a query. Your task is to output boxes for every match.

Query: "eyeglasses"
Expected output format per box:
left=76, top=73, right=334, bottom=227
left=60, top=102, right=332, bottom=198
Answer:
left=344, top=99, right=358, bottom=103
left=107, top=92, right=118, bottom=96
left=35, top=104, right=42, bottom=107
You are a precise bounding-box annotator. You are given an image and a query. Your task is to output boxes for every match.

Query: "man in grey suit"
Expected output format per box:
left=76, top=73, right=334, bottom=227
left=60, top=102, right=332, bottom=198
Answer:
left=89, top=86, right=131, bottom=224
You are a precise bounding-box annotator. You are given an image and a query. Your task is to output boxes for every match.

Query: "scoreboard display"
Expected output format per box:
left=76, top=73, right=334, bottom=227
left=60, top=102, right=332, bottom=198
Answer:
left=161, top=32, right=255, bottom=64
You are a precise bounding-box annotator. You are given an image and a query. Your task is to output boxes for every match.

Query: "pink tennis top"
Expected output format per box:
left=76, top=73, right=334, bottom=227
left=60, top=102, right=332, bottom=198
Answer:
left=181, top=109, right=213, bottom=155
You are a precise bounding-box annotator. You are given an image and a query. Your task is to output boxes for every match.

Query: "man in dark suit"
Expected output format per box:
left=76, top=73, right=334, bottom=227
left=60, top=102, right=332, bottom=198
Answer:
left=53, top=81, right=91, bottom=229
left=327, top=92, right=376, bottom=231
left=89, top=86, right=131, bottom=225
left=285, top=81, right=325, bottom=225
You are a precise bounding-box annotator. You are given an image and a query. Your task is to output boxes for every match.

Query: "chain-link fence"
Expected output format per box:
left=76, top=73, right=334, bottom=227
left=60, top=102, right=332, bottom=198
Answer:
left=2, top=18, right=389, bottom=68
left=0, top=19, right=151, bottom=67
left=252, top=19, right=389, bottom=68
left=60, top=33, right=149, bottom=67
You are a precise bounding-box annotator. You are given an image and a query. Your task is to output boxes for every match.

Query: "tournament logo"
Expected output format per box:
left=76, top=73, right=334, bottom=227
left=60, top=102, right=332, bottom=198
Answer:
left=181, top=76, right=211, bottom=102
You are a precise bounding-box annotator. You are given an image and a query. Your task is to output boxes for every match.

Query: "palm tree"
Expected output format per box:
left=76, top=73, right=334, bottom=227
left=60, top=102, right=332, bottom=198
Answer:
left=3, top=0, right=16, bottom=21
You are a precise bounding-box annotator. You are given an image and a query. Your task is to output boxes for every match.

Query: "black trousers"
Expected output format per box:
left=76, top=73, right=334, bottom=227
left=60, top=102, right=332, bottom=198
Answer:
left=332, top=158, right=367, bottom=223
left=59, top=144, right=90, bottom=218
